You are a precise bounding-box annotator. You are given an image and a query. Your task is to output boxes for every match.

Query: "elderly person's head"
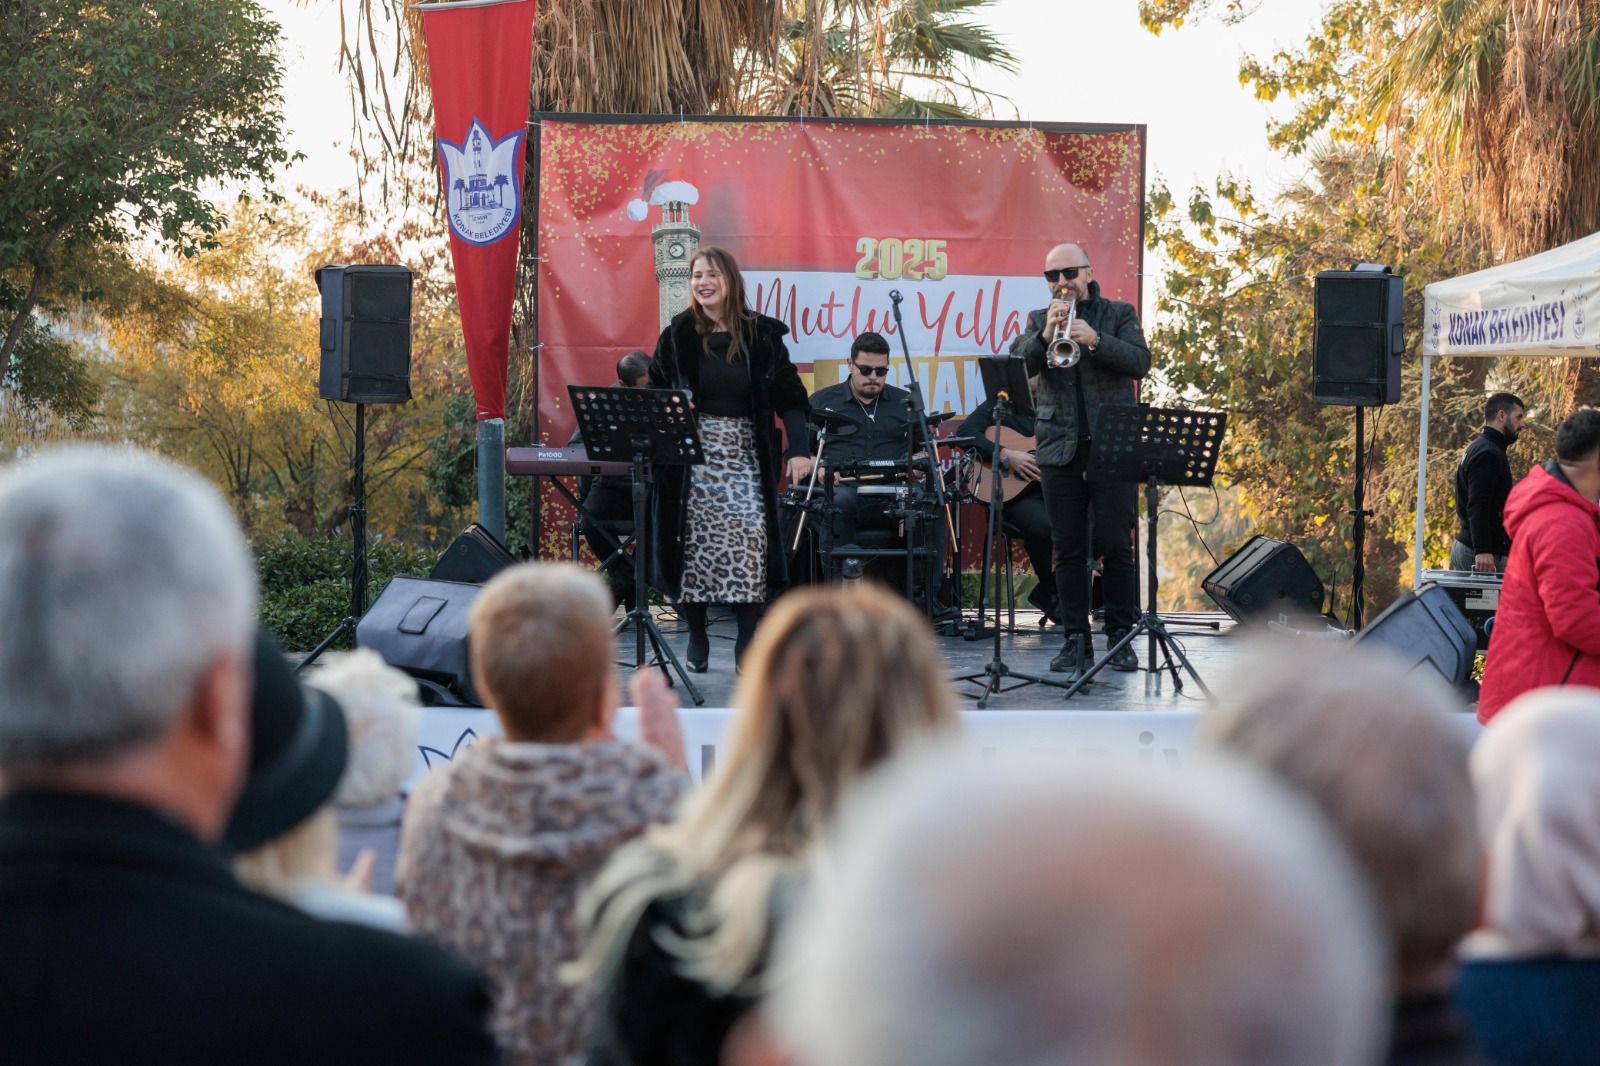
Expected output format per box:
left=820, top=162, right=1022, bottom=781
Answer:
left=1203, top=642, right=1480, bottom=990
left=765, top=750, right=1388, bottom=1066
left=0, top=447, right=257, bottom=840
left=1470, top=686, right=1600, bottom=955
left=468, top=562, right=620, bottom=742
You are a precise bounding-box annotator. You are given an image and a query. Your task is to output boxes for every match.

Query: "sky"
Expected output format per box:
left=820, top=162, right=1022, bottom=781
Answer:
left=262, top=0, right=1330, bottom=307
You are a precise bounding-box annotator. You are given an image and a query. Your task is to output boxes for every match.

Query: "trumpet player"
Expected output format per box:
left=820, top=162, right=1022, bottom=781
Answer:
left=1010, top=242, right=1151, bottom=682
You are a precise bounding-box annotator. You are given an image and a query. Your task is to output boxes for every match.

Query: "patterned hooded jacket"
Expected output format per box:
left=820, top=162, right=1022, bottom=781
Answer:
left=398, top=739, right=690, bottom=1066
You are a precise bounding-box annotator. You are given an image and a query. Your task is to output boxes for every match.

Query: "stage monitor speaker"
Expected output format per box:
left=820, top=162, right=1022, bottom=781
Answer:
left=317, top=264, right=413, bottom=404
left=1353, top=583, right=1476, bottom=687
left=1202, top=535, right=1326, bottom=624
left=356, top=576, right=481, bottom=706
left=1313, top=268, right=1403, bottom=406
left=430, top=522, right=518, bottom=585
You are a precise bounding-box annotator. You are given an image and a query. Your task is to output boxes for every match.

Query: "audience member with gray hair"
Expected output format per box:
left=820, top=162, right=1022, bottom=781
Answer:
left=758, top=748, right=1388, bottom=1066
left=1204, top=643, right=1486, bottom=1066
left=0, top=447, right=497, bottom=1065
left=1455, top=686, right=1600, bottom=1066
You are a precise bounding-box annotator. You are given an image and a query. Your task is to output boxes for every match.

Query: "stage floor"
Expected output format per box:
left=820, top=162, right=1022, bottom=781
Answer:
left=615, top=605, right=1240, bottom=712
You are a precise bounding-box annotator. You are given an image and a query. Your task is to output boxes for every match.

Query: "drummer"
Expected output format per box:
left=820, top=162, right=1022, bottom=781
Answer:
left=808, top=332, right=928, bottom=545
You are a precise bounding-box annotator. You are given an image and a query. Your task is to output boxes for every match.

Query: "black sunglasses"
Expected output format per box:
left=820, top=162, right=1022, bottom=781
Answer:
left=852, top=362, right=890, bottom=377
left=1044, top=266, right=1089, bottom=283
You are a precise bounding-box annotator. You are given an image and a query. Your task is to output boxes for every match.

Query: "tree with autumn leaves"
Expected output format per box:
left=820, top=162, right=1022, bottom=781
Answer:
left=1140, top=0, right=1600, bottom=617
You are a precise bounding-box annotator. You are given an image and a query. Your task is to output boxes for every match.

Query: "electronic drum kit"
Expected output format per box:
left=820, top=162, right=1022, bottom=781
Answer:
left=779, top=408, right=989, bottom=615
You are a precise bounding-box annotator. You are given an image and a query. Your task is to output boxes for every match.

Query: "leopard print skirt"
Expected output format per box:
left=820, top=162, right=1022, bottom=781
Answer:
left=680, top=415, right=767, bottom=603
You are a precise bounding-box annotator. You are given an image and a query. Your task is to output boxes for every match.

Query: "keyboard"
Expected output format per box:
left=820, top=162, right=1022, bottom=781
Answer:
left=505, top=447, right=632, bottom=478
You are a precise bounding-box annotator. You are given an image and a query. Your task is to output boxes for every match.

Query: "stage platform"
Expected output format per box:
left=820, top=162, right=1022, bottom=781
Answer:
left=617, top=604, right=1238, bottom=713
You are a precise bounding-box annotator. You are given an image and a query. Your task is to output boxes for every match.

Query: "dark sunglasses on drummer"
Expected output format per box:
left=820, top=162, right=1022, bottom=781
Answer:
left=1044, top=266, right=1088, bottom=282
left=851, top=362, right=890, bottom=377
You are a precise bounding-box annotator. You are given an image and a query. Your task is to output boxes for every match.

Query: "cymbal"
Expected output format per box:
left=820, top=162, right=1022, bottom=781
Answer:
left=807, top=409, right=859, bottom=437
left=937, top=435, right=981, bottom=448
left=926, top=410, right=958, bottom=426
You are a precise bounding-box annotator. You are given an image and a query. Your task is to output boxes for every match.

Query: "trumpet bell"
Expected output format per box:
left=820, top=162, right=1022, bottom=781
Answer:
left=1047, top=336, right=1081, bottom=368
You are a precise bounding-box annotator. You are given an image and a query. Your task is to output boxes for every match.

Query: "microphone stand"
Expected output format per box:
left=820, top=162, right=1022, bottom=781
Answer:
left=888, top=289, right=952, bottom=628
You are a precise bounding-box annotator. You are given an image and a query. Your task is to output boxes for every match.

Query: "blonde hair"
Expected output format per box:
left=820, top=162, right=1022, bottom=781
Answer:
left=307, top=649, right=421, bottom=808
left=234, top=807, right=340, bottom=898
left=468, top=563, right=616, bottom=742
left=570, top=585, right=959, bottom=991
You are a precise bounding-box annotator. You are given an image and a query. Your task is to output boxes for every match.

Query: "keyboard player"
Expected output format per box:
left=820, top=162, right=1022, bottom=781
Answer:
left=567, top=350, right=652, bottom=607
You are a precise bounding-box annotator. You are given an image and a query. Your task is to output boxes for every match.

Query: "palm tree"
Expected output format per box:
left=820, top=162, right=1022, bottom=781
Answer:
left=736, top=0, right=1017, bottom=118
left=1368, top=0, right=1600, bottom=260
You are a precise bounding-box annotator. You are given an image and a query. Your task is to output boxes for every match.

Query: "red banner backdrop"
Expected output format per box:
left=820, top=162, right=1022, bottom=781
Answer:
left=420, top=0, right=538, bottom=421
left=534, top=116, right=1145, bottom=443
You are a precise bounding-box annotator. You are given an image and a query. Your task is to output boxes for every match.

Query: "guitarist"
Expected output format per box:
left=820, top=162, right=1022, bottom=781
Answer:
left=963, top=383, right=1059, bottom=623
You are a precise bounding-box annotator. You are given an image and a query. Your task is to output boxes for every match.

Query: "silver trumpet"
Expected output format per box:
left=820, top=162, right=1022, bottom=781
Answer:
left=1047, top=295, right=1081, bottom=368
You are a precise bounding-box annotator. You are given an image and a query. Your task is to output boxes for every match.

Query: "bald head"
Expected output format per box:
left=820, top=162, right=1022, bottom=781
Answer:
left=1044, top=243, right=1093, bottom=302
left=770, top=750, right=1387, bottom=1066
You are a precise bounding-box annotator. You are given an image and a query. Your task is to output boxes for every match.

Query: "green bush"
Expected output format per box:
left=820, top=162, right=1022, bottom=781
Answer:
left=253, top=533, right=435, bottom=652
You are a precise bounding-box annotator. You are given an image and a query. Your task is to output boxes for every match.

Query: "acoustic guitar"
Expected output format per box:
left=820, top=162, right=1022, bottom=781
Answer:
left=966, top=426, right=1040, bottom=504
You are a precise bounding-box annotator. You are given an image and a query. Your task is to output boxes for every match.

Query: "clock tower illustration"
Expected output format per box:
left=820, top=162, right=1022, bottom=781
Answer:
left=626, top=170, right=701, bottom=329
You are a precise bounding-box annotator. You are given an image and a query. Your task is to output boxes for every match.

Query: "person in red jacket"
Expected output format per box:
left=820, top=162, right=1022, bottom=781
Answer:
left=1478, top=407, right=1600, bottom=722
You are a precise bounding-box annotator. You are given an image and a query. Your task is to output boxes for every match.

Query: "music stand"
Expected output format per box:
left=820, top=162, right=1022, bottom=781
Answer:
left=954, top=356, right=1072, bottom=707
left=1060, top=403, right=1226, bottom=700
left=569, top=385, right=707, bottom=706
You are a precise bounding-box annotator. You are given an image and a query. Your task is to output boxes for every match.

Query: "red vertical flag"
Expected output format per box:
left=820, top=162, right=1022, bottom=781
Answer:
left=419, top=0, right=537, bottom=421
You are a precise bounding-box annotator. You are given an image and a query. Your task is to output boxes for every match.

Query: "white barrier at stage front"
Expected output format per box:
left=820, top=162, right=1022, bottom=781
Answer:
left=410, top=706, right=1203, bottom=789
left=410, top=704, right=1486, bottom=791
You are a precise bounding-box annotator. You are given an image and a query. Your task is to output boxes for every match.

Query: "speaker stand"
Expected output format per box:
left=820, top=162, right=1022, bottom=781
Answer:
left=298, top=402, right=369, bottom=673
left=1349, top=405, right=1372, bottom=629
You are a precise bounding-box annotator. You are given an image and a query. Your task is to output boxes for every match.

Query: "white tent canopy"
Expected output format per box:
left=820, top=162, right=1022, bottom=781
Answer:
left=1424, top=230, right=1600, bottom=359
left=1413, top=231, right=1600, bottom=584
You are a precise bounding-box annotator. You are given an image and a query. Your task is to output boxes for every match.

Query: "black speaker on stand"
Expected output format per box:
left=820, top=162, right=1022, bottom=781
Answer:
left=1313, top=264, right=1403, bottom=628
left=297, top=264, right=414, bottom=674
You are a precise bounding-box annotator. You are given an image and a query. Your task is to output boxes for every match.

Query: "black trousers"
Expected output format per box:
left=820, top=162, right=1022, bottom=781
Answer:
left=828, top=482, right=947, bottom=603
left=1000, top=491, right=1055, bottom=591
left=579, top=484, right=634, bottom=596
left=1040, top=443, right=1138, bottom=637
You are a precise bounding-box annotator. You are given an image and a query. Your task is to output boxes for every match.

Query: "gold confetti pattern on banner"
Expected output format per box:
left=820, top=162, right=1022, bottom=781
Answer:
left=538, top=120, right=1143, bottom=285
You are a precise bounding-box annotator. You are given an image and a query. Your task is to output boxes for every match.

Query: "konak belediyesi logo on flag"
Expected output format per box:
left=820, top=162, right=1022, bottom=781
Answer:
left=438, top=118, right=524, bottom=246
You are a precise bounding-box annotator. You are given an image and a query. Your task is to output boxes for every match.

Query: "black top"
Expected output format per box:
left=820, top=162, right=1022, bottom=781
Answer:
left=1455, top=426, right=1515, bottom=556
left=695, top=333, right=754, bottom=418
left=587, top=891, right=758, bottom=1066
left=0, top=790, right=497, bottom=1066
left=962, top=395, right=1038, bottom=463
left=810, top=380, right=924, bottom=465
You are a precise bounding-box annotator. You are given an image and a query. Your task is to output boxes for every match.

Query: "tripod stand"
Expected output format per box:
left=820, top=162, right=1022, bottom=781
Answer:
left=955, top=357, right=1072, bottom=707
left=1061, top=404, right=1227, bottom=700
left=570, top=385, right=706, bottom=706
left=297, top=402, right=371, bottom=674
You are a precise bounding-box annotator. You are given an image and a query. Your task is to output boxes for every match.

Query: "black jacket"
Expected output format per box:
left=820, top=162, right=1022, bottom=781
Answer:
left=1455, top=426, right=1515, bottom=556
left=1011, top=279, right=1150, bottom=466
left=0, top=791, right=498, bottom=1066
left=648, top=310, right=810, bottom=599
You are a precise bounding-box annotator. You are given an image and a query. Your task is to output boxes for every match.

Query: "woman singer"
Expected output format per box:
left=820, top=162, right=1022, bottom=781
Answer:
left=648, top=247, right=813, bottom=671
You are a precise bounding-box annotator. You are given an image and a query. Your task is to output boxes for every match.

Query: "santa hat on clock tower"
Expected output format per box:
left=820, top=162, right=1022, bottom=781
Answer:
left=626, top=168, right=700, bottom=221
